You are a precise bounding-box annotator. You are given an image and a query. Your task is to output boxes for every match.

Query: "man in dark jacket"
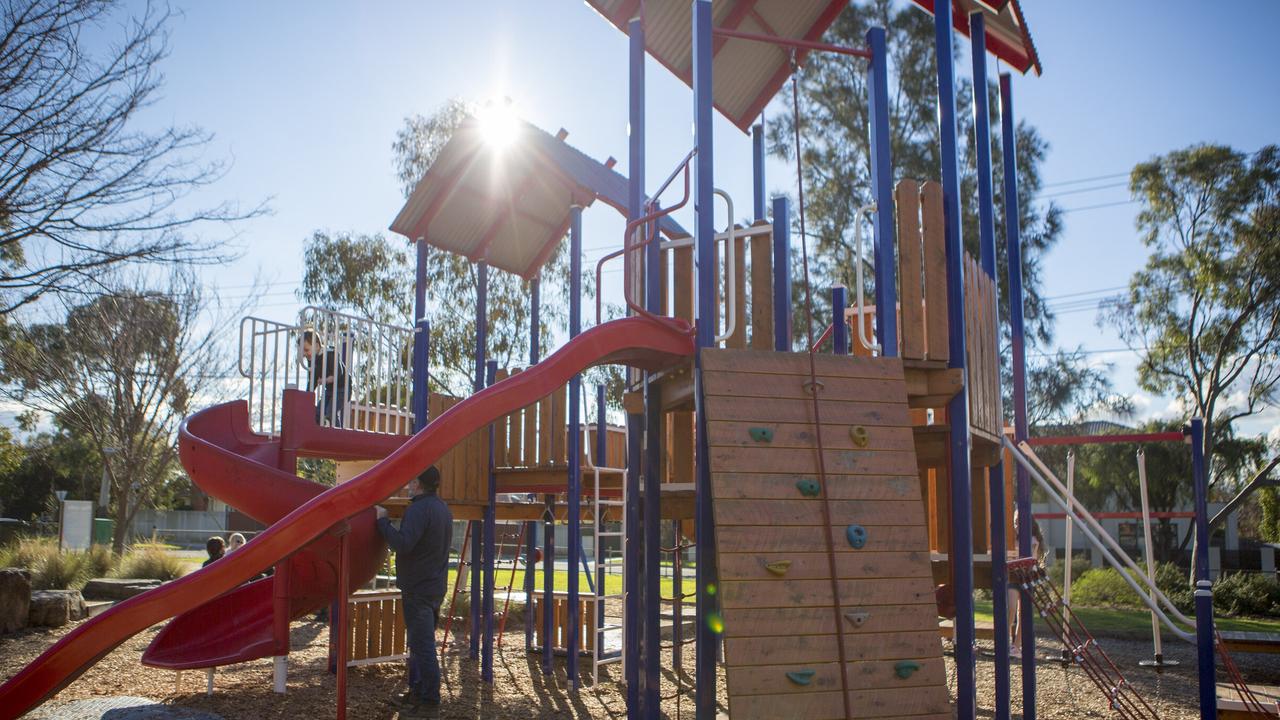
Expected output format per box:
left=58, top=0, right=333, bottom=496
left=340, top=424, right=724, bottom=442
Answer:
left=375, top=466, right=452, bottom=712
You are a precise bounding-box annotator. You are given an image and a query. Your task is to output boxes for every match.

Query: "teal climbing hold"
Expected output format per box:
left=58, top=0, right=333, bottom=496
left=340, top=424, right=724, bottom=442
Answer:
left=894, top=660, right=921, bottom=679
left=795, top=478, right=820, bottom=497
left=846, top=524, right=867, bottom=549
left=749, top=427, right=774, bottom=443
left=786, top=669, right=816, bottom=686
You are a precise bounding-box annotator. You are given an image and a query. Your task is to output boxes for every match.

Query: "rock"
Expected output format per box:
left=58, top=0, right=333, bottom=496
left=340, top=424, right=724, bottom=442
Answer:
left=0, top=567, right=31, bottom=633
left=29, top=590, right=86, bottom=627
left=82, top=577, right=161, bottom=601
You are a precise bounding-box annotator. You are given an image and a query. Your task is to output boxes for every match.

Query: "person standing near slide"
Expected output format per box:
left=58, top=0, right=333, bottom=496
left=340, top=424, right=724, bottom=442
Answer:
left=375, top=466, right=452, bottom=715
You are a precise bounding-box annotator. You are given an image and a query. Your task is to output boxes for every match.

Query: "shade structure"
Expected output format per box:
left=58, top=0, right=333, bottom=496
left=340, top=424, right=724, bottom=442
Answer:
left=390, top=118, right=686, bottom=279
left=583, top=0, right=1039, bottom=134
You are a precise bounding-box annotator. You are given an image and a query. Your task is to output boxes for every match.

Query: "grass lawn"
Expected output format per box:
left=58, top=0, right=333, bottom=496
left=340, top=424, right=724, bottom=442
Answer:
left=442, top=567, right=695, bottom=602
left=973, top=599, right=1280, bottom=639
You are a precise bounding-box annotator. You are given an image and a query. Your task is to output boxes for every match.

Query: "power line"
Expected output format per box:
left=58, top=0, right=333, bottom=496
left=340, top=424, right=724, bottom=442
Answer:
left=1041, top=171, right=1130, bottom=189
left=1059, top=199, right=1137, bottom=214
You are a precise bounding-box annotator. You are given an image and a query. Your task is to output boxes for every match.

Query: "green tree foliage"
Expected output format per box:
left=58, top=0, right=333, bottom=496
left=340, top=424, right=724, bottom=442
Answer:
left=1260, top=487, right=1280, bottom=544
left=768, top=0, right=1122, bottom=425
left=1107, top=144, right=1280, bottom=487
left=0, top=272, right=235, bottom=551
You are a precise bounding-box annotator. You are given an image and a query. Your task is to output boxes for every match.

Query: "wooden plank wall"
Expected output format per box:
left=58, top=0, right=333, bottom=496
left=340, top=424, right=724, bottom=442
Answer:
left=702, top=348, right=950, bottom=720
left=346, top=591, right=406, bottom=664
left=426, top=393, right=488, bottom=504
left=890, top=179, right=951, bottom=363
left=962, top=254, right=1002, bottom=440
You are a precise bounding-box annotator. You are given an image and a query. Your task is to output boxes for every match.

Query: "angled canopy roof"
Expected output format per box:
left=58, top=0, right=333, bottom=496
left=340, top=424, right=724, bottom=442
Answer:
left=390, top=118, right=686, bottom=280
left=583, top=0, right=1039, bottom=133
left=910, top=0, right=1041, bottom=76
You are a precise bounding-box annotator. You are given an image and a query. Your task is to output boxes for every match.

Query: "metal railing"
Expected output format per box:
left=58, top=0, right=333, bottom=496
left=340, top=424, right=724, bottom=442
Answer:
left=238, top=308, right=414, bottom=437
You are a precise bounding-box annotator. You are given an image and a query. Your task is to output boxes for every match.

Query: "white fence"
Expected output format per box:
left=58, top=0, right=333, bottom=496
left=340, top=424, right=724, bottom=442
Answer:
left=238, top=307, right=414, bottom=437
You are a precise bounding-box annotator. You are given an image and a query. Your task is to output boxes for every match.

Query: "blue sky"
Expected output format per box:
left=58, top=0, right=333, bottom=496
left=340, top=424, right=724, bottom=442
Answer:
left=42, top=0, right=1279, bottom=439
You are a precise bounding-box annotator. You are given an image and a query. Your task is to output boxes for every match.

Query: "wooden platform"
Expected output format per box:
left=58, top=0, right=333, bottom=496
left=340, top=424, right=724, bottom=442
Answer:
left=702, top=348, right=950, bottom=720
left=1219, top=630, right=1280, bottom=655
left=1218, top=682, right=1280, bottom=718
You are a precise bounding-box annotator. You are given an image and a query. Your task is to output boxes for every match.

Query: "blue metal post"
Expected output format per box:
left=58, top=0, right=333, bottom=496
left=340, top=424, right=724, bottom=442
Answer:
left=831, top=286, right=848, bottom=355
left=525, top=275, right=540, bottom=652
left=469, top=260, right=488, bottom=660
left=933, top=2, right=976, bottom=716
left=969, top=14, right=1009, bottom=718
left=692, top=2, right=720, bottom=717
left=412, top=240, right=430, bottom=432
left=642, top=197, right=664, bottom=719
left=483, top=360, right=497, bottom=682
left=1000, top=72, right=1035, bottom=719
left=595, top=385, right=608, bottom=635
left=752, top=123, right=766, bottom=221
left=567, top=205, right=584, bottom=688
left=772, top=196, right=792, bottom=351
left=625, top=15, right=645, bottom=715
left=866, top=26, right=898, bottom=356
left=1189, top=418, right=1218, bottom=719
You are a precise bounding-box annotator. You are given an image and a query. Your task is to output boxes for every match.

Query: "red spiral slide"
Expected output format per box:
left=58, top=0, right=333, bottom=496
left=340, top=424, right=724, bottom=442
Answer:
left=0, top=316, right=694, bottom=720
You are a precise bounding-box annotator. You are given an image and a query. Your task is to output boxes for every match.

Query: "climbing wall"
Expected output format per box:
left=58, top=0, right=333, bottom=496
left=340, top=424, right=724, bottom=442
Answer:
left=702, top=348, right=950, bottom=720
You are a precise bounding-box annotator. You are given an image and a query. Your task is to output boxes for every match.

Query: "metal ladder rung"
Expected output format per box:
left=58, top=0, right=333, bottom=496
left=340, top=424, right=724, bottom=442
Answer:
left=597, top=623, right=624, bottom=632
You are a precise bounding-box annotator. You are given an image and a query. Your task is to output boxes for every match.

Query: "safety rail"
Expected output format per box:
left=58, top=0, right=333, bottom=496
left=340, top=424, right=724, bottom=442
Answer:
left=237, top=308, right=414, bottom=437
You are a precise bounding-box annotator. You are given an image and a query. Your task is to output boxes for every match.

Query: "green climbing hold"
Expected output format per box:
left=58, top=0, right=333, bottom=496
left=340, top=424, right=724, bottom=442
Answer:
left=765, top=560, right=792, bottom=576
left=749, top=427, right=774, bottom=443
left=795, top=478, right=820, bottom=497
left=894, top=660, right=921, bottom=679
left=846, top=524, right=867, bottom=549
left=786, top=669, right=816, bottom=686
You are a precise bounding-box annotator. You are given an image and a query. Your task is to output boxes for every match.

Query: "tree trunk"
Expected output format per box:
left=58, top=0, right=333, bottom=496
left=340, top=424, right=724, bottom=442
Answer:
left=111, top=482, right=131, bottom=555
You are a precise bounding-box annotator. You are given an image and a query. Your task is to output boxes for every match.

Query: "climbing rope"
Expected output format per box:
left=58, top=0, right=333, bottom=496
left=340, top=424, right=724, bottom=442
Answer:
left=1217, top=629, right=1273, bottom=717
left=790, top=55, right=853, bottom=720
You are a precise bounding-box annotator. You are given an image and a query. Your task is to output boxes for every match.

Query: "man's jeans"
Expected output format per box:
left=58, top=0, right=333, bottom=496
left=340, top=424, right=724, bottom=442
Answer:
left=402, top=591, right=442, bottom=703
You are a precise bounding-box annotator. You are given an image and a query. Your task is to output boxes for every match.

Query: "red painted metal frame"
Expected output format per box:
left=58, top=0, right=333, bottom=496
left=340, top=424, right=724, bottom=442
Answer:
left=809, top=323, right=833, bottom=353
left=1026, top=432, right=1185, bottom=447
left=911, top=0, right=1041, bottom=75
left=710, top=27, right=872, bottom=59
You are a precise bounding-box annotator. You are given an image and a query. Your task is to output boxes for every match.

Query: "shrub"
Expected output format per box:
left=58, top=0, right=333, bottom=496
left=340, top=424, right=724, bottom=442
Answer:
left=33, top=550, right=91, bottom=590
left=113, top=545, right=187, bottom=581
left=0, top=536, right=58, bottom=570
left=1069, top=562, right=1194, bottom=615
left=84, top=544, right=118, bottom=579
left=1211, top=572, right=1280, bottom=618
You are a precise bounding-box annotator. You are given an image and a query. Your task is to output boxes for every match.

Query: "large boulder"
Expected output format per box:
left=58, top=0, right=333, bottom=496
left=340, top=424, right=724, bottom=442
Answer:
left=82, top=577, right=160, bottom=601
left=29, top=589, right=85, bottom=627
left=0, top=567, right=31, bottom=633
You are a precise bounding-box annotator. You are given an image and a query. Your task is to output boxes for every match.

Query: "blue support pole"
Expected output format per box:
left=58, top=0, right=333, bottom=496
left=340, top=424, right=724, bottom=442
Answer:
left=771, top=196, right=792, bottom=351
left=483, top=360, right=497, bottom=682
left=1000, top=72, right=1035, bottom=719
left=625, top=15, right=645, bottom=715
left=567, top=205, right=584, bottom=689
left=692, top=2, right=720, bottom=717
left=1189, top=418, right=1218, bottom=719
left=470, top=260, right=489, bottom=660
left=596, top=385, right=608, bottom=636
left=525, top=275, right=540, bottom=653
left=752, top=123, right=766, bottom=221
left=642, top=193, right=663, bottom=720
left=412, top=240, right=430, bottom=433
left=831, top=286, right=848, bottom=355
left=933, top=2, right=976, bottom=716
left=968, top=14, right=1009, bottom=719
left=866, top=26, right=898, bottom=356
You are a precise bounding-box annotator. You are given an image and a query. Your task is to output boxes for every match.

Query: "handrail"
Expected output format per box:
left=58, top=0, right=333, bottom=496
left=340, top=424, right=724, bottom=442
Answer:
left=810, top=323, right=833, bottom=353
left=853, top=202, right=880, bottom=353
left=1004, top=437, right=1197, bottom=643
left=713, top=189, right=737, bottom=344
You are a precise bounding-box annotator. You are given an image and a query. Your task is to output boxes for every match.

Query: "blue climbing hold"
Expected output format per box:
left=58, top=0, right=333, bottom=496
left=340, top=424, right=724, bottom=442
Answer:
left=894, top=660, right=921, bottom=679
left=795, top=478, right=820, bottom=497
left=846, top=524, right=867, bottom=549
left=749, top=427, right=774, bottom=443
left=786, top=669, right=816, bottom=686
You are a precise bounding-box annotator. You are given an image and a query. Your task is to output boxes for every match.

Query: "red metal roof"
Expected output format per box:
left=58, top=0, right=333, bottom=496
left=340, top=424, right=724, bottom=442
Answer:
left=583, top=0, right=1040, bottom=134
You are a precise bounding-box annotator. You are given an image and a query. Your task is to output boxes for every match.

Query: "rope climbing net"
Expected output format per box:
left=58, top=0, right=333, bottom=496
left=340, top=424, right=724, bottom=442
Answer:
left=1008, top=557, right=1160, bottom=720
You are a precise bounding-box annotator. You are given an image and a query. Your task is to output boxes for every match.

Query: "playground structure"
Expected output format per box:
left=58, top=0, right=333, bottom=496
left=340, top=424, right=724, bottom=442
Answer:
left=0, top=1, right=1275, bottom=719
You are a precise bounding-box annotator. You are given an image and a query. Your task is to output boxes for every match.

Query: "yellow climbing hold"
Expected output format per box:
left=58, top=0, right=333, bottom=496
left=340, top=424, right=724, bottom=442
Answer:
left=765, top=560, right=792, bottom=576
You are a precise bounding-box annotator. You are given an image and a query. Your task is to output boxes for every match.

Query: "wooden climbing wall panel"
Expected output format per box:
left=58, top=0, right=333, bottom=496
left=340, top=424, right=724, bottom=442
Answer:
left=702, top=348, right=950, bottom=720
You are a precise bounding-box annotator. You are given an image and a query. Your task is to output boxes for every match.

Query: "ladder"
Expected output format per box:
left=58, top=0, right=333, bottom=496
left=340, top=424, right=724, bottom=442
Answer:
left=583, top=415, right=627, bottom=687
left=1009, top=558, right=1159, bottom=720
left=439, top=520, right=525, bottom=651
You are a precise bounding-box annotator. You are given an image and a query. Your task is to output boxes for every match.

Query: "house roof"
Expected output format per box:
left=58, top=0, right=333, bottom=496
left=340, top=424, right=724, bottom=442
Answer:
left=389, top=118, right=686, bottom=279
left=582, top=0, right=1040, bottom=134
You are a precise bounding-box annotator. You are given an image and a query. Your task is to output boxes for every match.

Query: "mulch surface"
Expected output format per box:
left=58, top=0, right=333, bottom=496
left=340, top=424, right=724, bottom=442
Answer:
left=3, top=619, right=1278, bottom=718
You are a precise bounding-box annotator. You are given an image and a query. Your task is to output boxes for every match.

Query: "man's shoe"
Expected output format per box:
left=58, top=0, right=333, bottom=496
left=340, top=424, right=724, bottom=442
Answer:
left=388, top=691, right=417, bottom=709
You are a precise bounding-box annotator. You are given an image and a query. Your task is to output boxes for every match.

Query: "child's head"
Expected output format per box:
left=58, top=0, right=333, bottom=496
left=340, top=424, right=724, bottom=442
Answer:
left=300, top=329, right=318, bottom=357
left=227, top=533, right=247, bottom=552
left=206, top=536, right=226, bottom=559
